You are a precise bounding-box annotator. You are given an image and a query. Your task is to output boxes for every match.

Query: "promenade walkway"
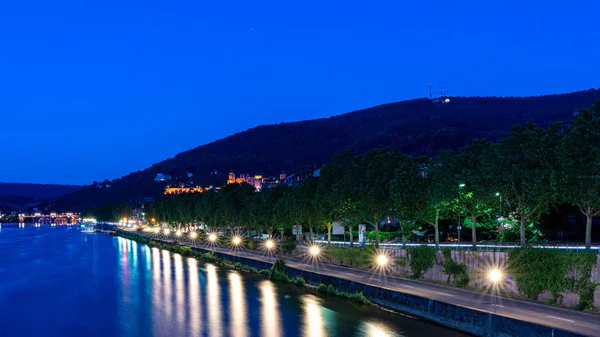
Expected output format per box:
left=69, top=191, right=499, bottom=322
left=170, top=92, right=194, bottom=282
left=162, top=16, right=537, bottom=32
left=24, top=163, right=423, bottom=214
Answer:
left=136, top=233, right=600, bottom=336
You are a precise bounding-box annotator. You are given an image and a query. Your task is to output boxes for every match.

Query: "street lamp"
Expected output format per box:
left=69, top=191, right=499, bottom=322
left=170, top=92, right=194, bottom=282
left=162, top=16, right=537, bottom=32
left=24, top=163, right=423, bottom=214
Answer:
left=176, top=230, right=182, bottom=237
left=164, top=228, right=170, bottom=236
left=154, top=227, right=160, bottom=234
left=376, top=254, right=389, bottom=266
left=190, top=231, right=197, bottom=239
left=265, top=239, right=275, bottom=251
left=208, top=233, right=217, bottom=243
left=232, top=236, right=242, bottom=246
left=309, top=245, right=320, bottom=257
left=488, top=268, right=503, bottom=313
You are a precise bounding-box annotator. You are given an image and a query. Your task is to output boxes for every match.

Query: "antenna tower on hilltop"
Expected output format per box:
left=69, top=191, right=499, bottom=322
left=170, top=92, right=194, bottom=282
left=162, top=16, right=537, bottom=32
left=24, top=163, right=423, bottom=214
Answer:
left=429, top=82, right=432, bottom=100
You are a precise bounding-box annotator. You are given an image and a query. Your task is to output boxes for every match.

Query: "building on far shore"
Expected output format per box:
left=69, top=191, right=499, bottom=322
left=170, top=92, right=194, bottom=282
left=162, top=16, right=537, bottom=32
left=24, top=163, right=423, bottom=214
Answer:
left=163, top=185, right=220, bottom=195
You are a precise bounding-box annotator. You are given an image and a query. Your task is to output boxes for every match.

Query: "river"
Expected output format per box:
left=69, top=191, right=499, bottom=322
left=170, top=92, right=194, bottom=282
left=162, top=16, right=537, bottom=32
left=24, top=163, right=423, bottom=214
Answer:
left=0, top=226, right=469, bottom=337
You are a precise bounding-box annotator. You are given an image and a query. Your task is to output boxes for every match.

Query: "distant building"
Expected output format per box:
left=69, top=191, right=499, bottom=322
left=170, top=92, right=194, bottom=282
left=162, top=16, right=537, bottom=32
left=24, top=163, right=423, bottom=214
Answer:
left=155, top=173, right=172, bottom=182
left=164, top=186, right=220, bottom=195
left=227, top=171, right=236, bottom=184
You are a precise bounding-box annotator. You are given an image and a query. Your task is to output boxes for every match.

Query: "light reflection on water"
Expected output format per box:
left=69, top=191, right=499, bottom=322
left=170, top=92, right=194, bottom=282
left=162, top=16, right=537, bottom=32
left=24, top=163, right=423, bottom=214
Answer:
left=0, top=228, right=469, bottom=337
left=260, top=281, right=281, bottom=337
left=206, top=263, right=223, bottom=337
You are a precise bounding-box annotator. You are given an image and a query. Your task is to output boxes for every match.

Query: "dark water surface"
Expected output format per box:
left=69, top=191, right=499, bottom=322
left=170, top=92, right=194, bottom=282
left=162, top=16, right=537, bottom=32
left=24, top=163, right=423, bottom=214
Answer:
left=0, top=226, right=469, bottom=337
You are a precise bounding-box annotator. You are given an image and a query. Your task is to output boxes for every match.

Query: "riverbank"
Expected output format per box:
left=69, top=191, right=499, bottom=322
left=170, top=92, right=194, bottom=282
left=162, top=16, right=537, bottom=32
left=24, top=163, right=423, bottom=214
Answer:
left=114, top=231, right=600, bottom=337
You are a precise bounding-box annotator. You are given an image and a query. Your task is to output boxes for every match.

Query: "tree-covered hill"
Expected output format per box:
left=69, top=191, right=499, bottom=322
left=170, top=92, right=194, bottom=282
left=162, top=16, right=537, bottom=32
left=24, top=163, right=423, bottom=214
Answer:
left=0, top=183, right=81, bottom=211
left=53, top=89, right=600, bottom=211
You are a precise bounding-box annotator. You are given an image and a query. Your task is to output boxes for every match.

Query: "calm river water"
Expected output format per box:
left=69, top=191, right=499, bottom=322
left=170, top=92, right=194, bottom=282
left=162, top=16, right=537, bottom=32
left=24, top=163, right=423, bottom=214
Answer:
left=0, top=226, right=469, bottom=337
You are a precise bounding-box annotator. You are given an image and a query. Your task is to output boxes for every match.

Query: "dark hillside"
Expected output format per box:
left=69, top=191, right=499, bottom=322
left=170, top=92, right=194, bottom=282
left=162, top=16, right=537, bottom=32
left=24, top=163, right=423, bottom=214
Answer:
left=0, top=183, right=81, bottom=211
left=53, top=89, right=600, bottom=211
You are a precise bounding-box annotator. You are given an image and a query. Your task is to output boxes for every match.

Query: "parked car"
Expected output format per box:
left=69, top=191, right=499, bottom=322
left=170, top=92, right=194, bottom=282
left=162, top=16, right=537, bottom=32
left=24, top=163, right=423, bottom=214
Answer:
left=253, top=233, right=271, bottom=240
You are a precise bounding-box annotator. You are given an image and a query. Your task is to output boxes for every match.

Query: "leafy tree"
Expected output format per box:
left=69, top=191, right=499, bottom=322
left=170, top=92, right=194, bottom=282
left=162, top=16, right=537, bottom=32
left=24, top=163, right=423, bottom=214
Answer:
left=390, top=154, right=423, bottom=245
left=391, top=152, right=454, bottom=248
left=359, top=148, right=403, bottom=248
left=454, top=140, right=497, bottom=248
left=315, top=153, right=354, bottom=242
left=491, top=122, right=561, bottom=246
left=259, top=184, right=288, bottom=237
left=557, top=101, right=600, bottom=249
left=218, top=183, right=256, bottom=232
left=317, top=152, right=363, bottom=246
left=290, top=176, right=322, bottom=241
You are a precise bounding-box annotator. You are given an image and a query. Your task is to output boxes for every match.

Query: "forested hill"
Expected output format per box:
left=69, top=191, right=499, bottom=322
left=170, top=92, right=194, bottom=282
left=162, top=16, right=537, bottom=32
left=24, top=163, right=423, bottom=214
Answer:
left=53, top=89, right=600, bottom=211
left=0, top=183, right=81, bottom=211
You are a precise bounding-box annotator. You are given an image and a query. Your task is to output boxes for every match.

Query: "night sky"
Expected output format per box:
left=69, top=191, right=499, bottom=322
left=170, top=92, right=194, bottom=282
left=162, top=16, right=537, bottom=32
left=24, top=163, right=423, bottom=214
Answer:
left=1, top=1, right=599, bottom=185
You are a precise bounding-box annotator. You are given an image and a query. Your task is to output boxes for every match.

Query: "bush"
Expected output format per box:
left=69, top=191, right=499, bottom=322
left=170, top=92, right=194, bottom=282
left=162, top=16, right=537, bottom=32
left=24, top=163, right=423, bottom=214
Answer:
left=270, top=259, right=290, bottom=281
left=176, top=246, right=192, bottom=256
left=259, top=269, right=272, bottom=278
left=316, top=283, right=328, bottom=293
left=282, top=240, right=297, bottom=255
left=441, top=248, right=469, bottom=287
left=201, top=252, right=219, bottom=263
left=341, top=292, right=370, bottom=304
left=408, top=246, right=437, bottom=278
left=508, top=246, right=597, bottom=309
left=244, top=266, right=259, bottom=274
left=295, top=277, right=306, bottom=287
left=246, top=240, right=257, bottom=250
left=313, top=283, right=371, bottom=305
left=325, top=245, right=376, bottom=268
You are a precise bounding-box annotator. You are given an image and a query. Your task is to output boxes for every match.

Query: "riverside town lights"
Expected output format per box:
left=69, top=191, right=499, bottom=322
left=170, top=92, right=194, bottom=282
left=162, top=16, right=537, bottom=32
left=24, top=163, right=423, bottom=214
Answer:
left=208, top=233, right=217, bottom=242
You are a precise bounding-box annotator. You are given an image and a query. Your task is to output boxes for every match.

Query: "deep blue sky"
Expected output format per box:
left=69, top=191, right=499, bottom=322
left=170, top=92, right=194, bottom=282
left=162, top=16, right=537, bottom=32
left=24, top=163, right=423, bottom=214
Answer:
left=1, top=1, right=599, bottom=185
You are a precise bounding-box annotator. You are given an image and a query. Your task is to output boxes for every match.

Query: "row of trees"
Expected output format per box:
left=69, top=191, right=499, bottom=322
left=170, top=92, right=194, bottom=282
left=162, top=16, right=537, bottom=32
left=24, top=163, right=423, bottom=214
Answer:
left=94, top=101, right=600, bottom=249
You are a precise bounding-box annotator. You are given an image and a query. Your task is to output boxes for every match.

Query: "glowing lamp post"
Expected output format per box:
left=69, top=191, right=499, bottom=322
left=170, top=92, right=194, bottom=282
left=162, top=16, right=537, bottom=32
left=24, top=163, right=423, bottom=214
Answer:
left=488, top=269, right=503, bottom=313
left=164, top=228, right=170, bottom=236
left=232, top=236, right=242, bottom=246
left=309, top=245, right=320, bottom=271
left=190, top=231, right=197, bottom=240
left=208, top=233, right=217, bottom=243
left=265, top=239, right=275, bottom=251
left=176, top=230, right=182, bottom=237
left=309, top=245, right=320, bottom=257
left=154, top=227, right=160, bottom=234
left=376, top=254, right=389, bottom=267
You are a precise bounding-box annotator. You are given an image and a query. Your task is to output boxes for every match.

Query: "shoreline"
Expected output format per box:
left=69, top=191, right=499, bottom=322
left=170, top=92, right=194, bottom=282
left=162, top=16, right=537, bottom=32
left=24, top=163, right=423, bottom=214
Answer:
left=113, top=230, right=590, bottom=337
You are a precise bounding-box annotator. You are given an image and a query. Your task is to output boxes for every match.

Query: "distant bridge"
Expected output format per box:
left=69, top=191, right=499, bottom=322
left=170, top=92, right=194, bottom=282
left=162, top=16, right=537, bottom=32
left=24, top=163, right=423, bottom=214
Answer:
left=17, top=214, right=80, bottom=225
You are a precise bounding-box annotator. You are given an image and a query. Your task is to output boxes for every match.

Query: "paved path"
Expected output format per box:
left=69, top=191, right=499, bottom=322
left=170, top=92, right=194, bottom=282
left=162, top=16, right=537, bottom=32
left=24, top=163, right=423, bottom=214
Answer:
left=142, top=234, right=600, bottom=336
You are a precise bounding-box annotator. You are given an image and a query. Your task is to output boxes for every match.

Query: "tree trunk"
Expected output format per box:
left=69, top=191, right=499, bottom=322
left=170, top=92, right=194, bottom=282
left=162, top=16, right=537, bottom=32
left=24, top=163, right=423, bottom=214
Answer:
left=309, top=226, right=314, bottom=243
left=327, top=223, right=332, bottom=243
left=434, top=210, right=440, bottom=249
left=471, top=215, right=477, bottom=249
left=519, top=215, right=526, bottom=247
left=280, top=226, right=284, bottom=255
left=348, top=225, right=354, bottom=247
left=585, top=211, right=593, bottom=250
left=374, top=215, right=380, bottom=248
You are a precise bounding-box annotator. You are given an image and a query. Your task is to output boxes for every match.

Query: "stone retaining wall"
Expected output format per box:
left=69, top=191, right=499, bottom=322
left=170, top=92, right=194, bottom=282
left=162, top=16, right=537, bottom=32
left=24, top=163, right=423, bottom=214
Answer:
left=294, top=245, right=600, bottom=309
